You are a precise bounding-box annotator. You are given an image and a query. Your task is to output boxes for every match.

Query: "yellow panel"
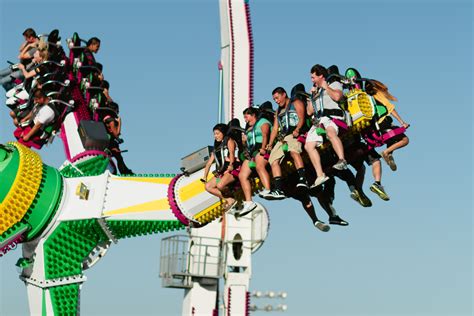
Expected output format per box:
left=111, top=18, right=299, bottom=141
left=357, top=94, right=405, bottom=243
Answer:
left=0, top=143, right=43, bottom=235
left=104, top=198, right=170, bottom=216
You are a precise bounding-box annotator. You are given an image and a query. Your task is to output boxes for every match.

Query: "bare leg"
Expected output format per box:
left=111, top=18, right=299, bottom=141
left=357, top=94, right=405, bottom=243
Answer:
left=383, top=136, right=409, bottom=156
left=326, top=126, right=345, bottom=160
left=271, top=160, right=282, bottom=178
left=290, top=151, right=305, bottom=169
left=255, top=155, right=271, bottom=190
left=238, top=160, right=253, bottom=201
left=205, top=178, right=224, bottom=199
left=372, top=160, right=381, bottom=182
left=304, top=141, right=325, bottom=177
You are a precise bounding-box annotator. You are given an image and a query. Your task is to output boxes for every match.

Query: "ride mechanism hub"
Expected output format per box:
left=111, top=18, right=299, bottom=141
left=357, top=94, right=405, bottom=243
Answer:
left=0, top=142, right=62, bottom=256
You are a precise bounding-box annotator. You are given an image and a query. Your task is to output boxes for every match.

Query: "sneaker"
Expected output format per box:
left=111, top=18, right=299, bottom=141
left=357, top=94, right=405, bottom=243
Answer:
left=258, top=189, right=271, bottom=198
left=358, top=191, right=373, bottom=207
left=314, top=220, right=330, bottom=232
left=332, top=159, right=348, bottom=170
left=238, top=201, right=258, bottom=217
left=329, top=215, right=349, bottom=226
left=261, top=189, right=286, bottom=200
left=296, top=181, right=308, bottom=189
left=382, top=152, right=397, bottom=171
left=350, top=189, right=361, bottom=205
left=370, top=182, right=390, bottom=201
left=310, top=175, right=329, bottom=189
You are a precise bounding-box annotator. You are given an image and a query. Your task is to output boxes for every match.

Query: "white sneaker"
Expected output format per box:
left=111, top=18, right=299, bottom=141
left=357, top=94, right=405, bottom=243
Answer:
left=311, top=175, right=329, bottom=188
left=238, top=201, right=258, bottom=217
left=258, top=189, right=270, bottom=198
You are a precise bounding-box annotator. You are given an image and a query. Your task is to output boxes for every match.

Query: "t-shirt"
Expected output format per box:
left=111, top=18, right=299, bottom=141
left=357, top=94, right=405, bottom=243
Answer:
left=33, top=105, right=55, bottom=125
left=313, top=81, right=343, bottom=112
left=246, top=118, right=272, bottom=148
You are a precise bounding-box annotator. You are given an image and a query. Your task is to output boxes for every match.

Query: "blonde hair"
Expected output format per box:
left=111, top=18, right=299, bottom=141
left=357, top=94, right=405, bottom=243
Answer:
left=366, top=79, right=397, bottom=102
left=36, top=39, right=49, bottom=61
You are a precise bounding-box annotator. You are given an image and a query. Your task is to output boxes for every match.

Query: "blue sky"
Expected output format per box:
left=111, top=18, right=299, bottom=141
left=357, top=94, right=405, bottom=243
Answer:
left=1, top=0, right=472, bottom=315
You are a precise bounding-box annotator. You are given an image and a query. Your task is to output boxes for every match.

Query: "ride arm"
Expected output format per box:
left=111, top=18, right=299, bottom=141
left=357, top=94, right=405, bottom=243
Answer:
left=390, top=109, right=410, bottom=128
left=202, top=152, right=215, bottom=182
left=260, top=123, right=270, bottom=154
left=292, top=99, right=306, bottom=137
left=267, top=112, right=279, bottom=149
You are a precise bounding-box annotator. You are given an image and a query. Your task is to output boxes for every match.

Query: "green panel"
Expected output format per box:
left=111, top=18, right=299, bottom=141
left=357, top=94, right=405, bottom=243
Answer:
left=60, top=155, right=109, bottom=178
left=42, top=289, right=46, bottom=316
left=43, top=220, right=109, bottom=279
left=0, top=147, right=20, bottom=201
left=106, top=220, right=184, bottom=239
left=49, top=284, right=79, bottom=316
left=25, top=165, right=63, bottom=240
left=376, top=104, right=388, bottom=118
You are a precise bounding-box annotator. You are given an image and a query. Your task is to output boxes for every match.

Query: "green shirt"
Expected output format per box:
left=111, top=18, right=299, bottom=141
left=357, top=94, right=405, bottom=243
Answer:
left=246, top=118, right=272, bottom=148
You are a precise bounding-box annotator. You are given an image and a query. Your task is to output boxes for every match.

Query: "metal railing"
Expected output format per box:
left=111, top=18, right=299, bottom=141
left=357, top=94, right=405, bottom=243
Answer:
left=159, top=235, right=223, bottom=288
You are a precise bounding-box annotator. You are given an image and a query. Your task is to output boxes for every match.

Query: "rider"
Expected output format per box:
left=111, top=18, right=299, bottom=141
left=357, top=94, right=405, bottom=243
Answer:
left=261, top=87, right=308, bottom=200
left=16, top=89, right=55, bottom=143
left=308, top=64, right=348, bottom=170
left=237, top=106, right=273, bottom=217
left=202, top=123, right=240, bottom=209
left=0, top=28, right=39, bottom=91
left=103, top=110, right=133, bottom=175
left=365, top=79, right=410, bottom=172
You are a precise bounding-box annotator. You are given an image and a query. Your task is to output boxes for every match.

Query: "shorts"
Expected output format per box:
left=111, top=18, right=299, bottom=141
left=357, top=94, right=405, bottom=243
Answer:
left=364, top=148, right=381, bottom=166
left=306, top=124, right=325, bottom=146
left=379, top=117, right=407, bottom=147
left=319, top=116, right=343, bottom=135
left=268, top=134, right=302, bottom=165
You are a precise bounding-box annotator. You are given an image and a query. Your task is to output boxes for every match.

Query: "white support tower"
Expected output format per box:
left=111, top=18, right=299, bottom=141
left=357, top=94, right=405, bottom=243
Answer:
left=218, top=0, right=254, bottom=124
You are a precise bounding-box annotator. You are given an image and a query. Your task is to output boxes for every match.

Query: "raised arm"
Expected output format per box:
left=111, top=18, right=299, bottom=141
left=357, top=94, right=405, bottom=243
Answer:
left=391, top=109, right=410, bottom=128
left=321, top=80, right=343, bottom=102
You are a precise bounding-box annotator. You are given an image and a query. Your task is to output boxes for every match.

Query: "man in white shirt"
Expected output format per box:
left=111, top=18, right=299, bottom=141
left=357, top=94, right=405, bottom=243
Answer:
left=21, top=89, right=55, bottom=142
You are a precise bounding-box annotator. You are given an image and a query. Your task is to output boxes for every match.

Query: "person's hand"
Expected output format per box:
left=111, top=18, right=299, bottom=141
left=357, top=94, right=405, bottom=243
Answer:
left=18, top=64, right=25, bottom=70
left=23, top=135, right=30, bottom=142
left=310, top=86, right=317, bottom=93
left=402, top=122, right=410, bottom=129
left=225, top=165, right=234, bottom=174
left=259, top=148, right=266, bottom=156
left=292, top=129, right=300, bottom=138
left=265, top=144, right=272, bottom=151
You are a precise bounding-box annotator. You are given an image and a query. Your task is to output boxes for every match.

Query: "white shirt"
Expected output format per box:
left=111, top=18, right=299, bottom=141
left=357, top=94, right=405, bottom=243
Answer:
left=33, top=105, right=55, bottom=125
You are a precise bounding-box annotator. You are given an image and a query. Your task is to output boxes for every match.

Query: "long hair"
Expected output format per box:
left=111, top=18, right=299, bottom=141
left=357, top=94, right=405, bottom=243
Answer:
left=366, top=79, right=397, bottom=102
left=37, top=39, right=49, bottom=61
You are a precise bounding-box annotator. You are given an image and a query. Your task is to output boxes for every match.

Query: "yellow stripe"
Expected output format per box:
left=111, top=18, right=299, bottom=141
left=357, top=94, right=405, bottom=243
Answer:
left=113, top=177, right=172, bottom=185
left=179, top=179, right=207, bottom=202
left=0, top=143, right=43, bottom=235
left=104, top=198, right=170, bottom=216
left=193, top=201, right=222, bottom=219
